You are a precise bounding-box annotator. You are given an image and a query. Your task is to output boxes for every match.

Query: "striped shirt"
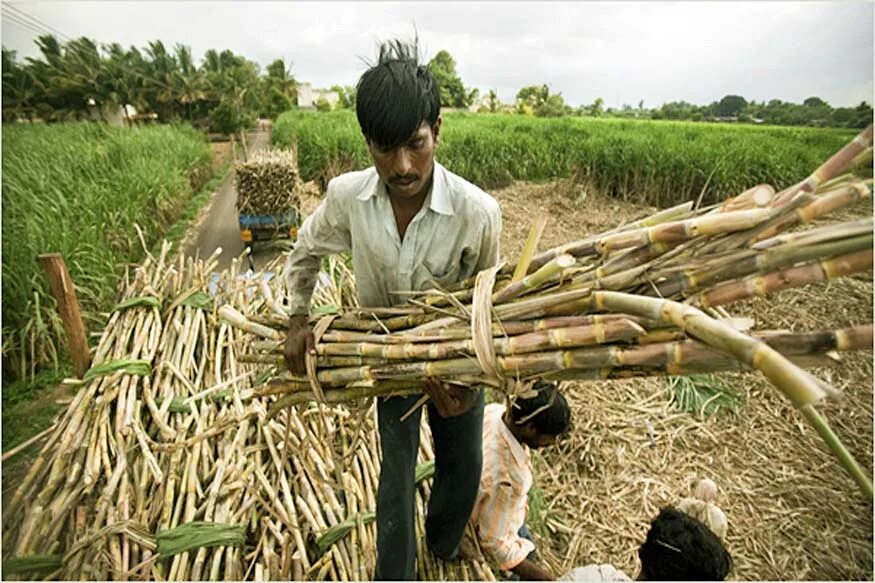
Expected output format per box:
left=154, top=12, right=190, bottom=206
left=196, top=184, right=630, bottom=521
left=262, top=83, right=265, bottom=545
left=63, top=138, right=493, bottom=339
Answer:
left=468, top=403, right=535, bottom=571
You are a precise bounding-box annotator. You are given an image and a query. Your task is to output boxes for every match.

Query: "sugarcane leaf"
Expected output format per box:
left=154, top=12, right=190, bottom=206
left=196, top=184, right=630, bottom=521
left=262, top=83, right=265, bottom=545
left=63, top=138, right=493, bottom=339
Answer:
left=253, top=368, right=274, bottom=388
left=83, top=359, right=152, bottom=382
left=415, top=460, right=435, bottom=483
left=112, top=295, right=161, bottom=312
left=312, top=304, right=342, bottom=316
left=312, top=511, right=376, bottom=557
left=2, top=554, right=62, bottom=575
left=157, top=522, right=245, bottom=557
left=666, top=375, right=745, bottom=418
left=181, top=291, right=212, bottom=310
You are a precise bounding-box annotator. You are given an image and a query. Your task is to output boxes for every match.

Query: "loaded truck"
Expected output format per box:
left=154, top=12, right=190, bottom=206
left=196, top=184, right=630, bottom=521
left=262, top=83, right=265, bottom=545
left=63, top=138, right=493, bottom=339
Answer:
left=234, top=148, right=303, bottom=248
left=238, top=209, right=301, bottom=248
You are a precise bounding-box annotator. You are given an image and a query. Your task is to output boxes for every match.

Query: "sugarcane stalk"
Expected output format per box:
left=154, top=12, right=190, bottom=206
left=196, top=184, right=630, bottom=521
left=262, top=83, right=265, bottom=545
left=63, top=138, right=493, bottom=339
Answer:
left=693, top=248, right=873, bottom=309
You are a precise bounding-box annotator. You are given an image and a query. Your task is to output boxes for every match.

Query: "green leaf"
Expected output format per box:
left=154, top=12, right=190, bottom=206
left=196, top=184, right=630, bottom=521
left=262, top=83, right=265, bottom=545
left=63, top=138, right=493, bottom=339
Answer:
left=83, top=359, right=152, bottom=382
left=157, top=522, right=245, bottom=557
left=180, top=291, right=212, bottom=310
left=112, top=296, right=161, bottom=312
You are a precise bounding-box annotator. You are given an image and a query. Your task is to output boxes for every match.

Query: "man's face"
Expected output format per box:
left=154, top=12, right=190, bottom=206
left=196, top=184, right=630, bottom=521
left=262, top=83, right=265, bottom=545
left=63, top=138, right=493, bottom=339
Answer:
left=367, top=118, right=441, bottom=200
left=519, top=424, right=562, bottom=450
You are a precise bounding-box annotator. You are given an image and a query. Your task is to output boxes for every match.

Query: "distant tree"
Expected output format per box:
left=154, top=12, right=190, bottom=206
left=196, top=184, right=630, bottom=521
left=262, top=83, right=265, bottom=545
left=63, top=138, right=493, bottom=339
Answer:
left=537, top=93, right=567, bottom=117
left=315, top=97, right=332, bottom=112
left=516, top=84, right=549, bottom=113
left=717, top=94, right=747, bottom=117
left=261, top=58, right=297, bottom=118
left=486, top=89, right=500, bottom=113
left=467, top=87, right=480, bottom=108
left=803, top=96, right=828, bottom=108
left=330, top=85, right=356, bottom=109
left=589, top=97, right=605, bottom=117
left=515, top=84, right=567, bottom=117
left=427, top=50, right=474, bottom=108
left=2, top=48, right=38, bottom=121
left=852, top=101, right=873, bottom=128
left=638, top=99, right=644, bottom=110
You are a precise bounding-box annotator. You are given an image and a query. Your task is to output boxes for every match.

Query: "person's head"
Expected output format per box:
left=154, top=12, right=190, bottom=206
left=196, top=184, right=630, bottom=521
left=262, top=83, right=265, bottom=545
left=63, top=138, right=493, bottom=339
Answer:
left=637, top=507, right=732, bottom=581
left=355, top=38, right=442, bottom=200
left=506, top=381, right=571, bottom=449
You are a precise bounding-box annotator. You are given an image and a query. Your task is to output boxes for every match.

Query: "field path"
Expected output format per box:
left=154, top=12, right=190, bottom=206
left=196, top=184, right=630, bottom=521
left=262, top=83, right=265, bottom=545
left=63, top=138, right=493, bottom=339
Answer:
left=183, top=128, right=281, bottom=271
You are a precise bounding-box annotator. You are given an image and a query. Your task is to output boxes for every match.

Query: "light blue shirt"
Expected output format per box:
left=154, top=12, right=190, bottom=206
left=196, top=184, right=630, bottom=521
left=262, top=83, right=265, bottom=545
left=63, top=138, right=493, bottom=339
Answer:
left=284, top=162, right=502, bottom=313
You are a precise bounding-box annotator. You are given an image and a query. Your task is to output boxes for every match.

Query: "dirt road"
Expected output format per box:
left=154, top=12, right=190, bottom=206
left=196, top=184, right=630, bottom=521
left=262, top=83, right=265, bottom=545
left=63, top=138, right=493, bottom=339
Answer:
left=183, top=129, right=285, bottom=272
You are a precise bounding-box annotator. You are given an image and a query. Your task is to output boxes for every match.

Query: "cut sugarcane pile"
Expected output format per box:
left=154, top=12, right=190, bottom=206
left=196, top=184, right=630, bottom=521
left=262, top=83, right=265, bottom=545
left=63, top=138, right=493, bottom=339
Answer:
left=235, top=148, right=302, bottom=214
left=218, top=126, right=874, bottom=496
left=2, top=246, right=495, bottom=581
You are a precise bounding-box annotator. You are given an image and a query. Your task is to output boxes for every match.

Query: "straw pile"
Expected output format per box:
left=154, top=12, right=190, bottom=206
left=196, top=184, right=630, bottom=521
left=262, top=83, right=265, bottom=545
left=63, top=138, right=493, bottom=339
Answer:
left=235, top=148, right=302, bottom=214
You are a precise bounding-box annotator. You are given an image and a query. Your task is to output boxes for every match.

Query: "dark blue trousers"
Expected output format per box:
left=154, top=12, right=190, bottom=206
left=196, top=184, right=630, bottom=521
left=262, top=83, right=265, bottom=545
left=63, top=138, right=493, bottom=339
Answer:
left=374, top=390, right=485, bottom=580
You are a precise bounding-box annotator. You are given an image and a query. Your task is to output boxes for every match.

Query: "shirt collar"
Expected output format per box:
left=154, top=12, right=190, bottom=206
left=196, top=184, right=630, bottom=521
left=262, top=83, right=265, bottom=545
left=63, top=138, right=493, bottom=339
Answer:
left=357, top=162, right=454, bottom=216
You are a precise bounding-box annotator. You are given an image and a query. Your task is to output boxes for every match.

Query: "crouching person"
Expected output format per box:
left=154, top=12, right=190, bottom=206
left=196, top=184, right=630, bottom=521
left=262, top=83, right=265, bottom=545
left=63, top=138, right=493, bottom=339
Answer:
left=561, top=505, right=732, bottom=581
left=464, top=381, right=571, bottom=581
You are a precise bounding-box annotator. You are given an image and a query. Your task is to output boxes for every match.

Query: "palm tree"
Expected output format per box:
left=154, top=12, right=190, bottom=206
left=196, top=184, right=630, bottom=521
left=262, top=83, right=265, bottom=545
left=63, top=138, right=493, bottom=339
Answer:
left=173, top=43, right=204, bottom=122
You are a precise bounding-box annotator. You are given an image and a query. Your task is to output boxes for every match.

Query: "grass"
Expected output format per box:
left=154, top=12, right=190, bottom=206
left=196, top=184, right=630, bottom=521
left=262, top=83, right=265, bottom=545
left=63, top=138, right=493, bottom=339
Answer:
left=272, top=109, right=855, bottom=207
left=526, top=482, right=550, bottom=540
left=2, top=364, right=70, bottom=449
left=2, top=122, right=212, bottom=381
left=666, top=374, right=746, bottom=418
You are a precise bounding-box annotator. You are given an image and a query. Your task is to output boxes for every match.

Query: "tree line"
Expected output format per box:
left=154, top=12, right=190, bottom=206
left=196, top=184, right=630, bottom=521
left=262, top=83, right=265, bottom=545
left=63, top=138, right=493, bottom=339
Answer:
left=3, top=39, right=870, bottom=131
left=2, top=34, right=297, bottom=136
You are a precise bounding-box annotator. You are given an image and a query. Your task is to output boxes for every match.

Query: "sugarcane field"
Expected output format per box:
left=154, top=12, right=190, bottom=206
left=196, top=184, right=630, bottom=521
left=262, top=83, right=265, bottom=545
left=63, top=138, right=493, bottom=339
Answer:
left=2, top=3, right=874, bottom=582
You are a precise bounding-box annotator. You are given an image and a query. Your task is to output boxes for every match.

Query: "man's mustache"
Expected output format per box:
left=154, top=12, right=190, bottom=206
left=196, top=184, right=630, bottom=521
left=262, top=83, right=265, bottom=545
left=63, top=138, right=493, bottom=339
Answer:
left=390, top=174, right=420, bottom=184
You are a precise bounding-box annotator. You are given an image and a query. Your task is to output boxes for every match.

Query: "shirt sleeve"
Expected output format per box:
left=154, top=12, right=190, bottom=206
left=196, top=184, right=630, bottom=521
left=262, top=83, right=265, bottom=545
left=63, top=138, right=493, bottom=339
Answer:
left=475, top=198, right=502, bottom=273
left=476, top=478, right=535, bottom=571
left=283, top=181, right=352, bottom=315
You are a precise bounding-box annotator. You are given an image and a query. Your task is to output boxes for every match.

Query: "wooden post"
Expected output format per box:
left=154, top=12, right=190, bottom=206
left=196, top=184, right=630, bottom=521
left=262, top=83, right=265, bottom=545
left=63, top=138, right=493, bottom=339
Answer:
left=38, top=253, right=91, bottom=378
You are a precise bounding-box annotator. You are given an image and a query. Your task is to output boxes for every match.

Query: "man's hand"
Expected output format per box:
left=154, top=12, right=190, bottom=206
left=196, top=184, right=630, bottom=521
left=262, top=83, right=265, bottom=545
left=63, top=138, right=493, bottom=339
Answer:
left=284, top=315, right=314, bottom=375
left=511, top=559, right=554, bottom=581
left=423, top=378, right=479, bottom=418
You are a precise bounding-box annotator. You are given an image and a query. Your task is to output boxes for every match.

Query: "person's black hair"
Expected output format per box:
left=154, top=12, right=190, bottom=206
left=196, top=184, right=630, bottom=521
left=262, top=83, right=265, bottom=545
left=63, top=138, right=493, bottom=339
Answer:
left=509, top=381, right=571, bottom=436
left=355, top=38, right=441, bottom=149
left=638, top=507, right=732, bottom=581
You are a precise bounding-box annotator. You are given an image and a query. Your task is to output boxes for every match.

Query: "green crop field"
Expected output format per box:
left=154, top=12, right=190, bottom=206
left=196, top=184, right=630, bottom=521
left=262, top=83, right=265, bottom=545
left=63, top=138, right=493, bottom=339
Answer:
left=2, top=122, right=212, bottom=380
left=273, top=110, right=856, bottom=207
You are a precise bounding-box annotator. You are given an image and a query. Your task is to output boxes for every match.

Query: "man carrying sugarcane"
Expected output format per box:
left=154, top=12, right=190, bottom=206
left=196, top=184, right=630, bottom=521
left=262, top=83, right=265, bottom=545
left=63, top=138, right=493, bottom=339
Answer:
left=462, top=381, right=571, bottom=581
left=283, top=38, right=501, bottom=580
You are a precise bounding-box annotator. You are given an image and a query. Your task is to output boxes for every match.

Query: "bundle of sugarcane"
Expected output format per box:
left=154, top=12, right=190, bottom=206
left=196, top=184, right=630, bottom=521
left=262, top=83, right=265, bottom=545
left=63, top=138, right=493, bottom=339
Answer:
left=218, top=125, right=874, bottom=496
left=235, top=147, right=302, bottom=215
left=2, top=244, right=495, bottom=581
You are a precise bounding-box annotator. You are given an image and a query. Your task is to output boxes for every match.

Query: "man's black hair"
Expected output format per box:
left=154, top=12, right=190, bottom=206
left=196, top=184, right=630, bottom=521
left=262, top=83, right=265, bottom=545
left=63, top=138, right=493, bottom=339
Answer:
left=355, top=38, right=441, bottom=149
left=638, top=507, right=732, bottom=581
left=509, top=381, right=571, bottom=436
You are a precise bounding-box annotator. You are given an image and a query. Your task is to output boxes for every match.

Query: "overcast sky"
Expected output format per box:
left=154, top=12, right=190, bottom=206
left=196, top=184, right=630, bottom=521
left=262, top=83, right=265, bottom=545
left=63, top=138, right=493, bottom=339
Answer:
left=2, top=1, right=872, bottom=108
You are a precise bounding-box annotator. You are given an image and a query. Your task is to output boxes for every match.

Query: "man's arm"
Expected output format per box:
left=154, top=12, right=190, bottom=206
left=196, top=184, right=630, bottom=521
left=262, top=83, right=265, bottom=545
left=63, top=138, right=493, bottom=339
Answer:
left=476, top=480, right=541, bottom=577
left=283, top=184, right=351, bottom=372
